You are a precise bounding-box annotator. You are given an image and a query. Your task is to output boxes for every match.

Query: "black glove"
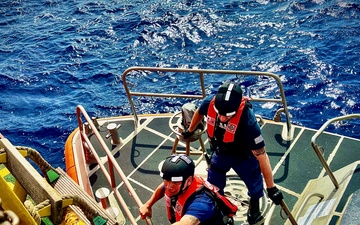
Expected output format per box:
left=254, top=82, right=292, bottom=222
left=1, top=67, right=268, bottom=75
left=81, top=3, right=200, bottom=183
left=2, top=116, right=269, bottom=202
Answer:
left=181, top=129, right=194, bottom=139
left=267, top=186, right=283, bottom=205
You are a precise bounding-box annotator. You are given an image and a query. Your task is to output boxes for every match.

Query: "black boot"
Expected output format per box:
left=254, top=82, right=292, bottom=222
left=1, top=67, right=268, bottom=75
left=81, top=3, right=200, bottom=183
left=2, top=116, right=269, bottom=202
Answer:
left=247, top=198, right=264, bottom=225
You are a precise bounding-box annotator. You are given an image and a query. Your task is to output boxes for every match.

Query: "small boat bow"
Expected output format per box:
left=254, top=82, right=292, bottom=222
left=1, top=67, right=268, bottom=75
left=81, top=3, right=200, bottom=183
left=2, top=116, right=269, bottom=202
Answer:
left=64, top=67, right=360, bottom=225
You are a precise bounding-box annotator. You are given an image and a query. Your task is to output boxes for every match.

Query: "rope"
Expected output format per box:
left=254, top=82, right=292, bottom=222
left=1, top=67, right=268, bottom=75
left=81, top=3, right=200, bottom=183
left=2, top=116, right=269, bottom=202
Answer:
left=61, top=208, right=86, bottom=225
left=24, top=196, right=96, bottom=225
left=2, top=146, right=103, bottom=224
left=24, top=200, right=40, bottom=224
left=15, top=146, right=56, bottom=182
left=23, top=195, right=101, bottom=225
left=8, top=147, right=104, bottom=224
left=62, top=195, right=100, bottom=225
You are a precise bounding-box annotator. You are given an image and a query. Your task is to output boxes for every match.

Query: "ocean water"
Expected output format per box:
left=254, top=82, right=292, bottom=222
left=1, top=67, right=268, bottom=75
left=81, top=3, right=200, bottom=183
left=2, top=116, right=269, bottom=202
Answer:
left=0, top=0, right=359, bottom=169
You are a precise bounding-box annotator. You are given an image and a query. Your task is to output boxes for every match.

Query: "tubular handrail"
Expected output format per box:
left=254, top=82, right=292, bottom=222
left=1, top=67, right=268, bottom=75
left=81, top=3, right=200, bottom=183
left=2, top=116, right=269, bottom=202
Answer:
left=121, top=67, right=293, bottom=140
left=311, top=114, right=360, bottom=189
left=295, top=193, right=324, bottom=221
left=76, top=105, right=152, bottom=225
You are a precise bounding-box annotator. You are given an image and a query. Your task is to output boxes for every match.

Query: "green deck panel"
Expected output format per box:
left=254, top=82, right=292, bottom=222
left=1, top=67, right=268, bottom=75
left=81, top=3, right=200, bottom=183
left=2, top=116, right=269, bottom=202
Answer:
left=118, top=129, right=168, bottom=175
left=130, top=139, right=174, bottom=187
left=146, top=117, right=172, bottom=134
left=336, top=164, right=360, bottom=213
left=261, top=123, right=293, bottom=156
left=90, top=126, right=168, bottom=190
left=272, top=129, right=329, bottom=194
left=260, top=123, right=301, bottom=168
left=328, top=137, right=360, bottom=212
left=313, top=131, right=342, bottom=160
left=119, top=119, right=137, bottom=138
left=330, top=137, right=360, bottom=171
left=339, top=182, right=360, bottom=225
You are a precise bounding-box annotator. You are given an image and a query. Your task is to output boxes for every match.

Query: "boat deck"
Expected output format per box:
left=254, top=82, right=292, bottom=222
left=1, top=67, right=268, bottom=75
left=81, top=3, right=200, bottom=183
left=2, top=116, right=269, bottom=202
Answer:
left=84, top=114, right=360, bottom=225
left=69, top=67, right=360, bottom=225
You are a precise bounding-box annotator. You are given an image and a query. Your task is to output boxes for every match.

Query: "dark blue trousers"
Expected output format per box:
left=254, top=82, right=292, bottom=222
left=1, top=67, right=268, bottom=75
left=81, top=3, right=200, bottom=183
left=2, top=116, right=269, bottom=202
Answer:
left=207, top=150, right=264, bottom=199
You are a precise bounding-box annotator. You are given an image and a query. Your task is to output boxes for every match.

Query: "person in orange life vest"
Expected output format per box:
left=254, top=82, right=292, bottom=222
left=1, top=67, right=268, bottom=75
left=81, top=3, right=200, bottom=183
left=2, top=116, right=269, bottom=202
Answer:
left=139, top=154, right=228, bottom=225
left=181, top=82, right=283, bottom=225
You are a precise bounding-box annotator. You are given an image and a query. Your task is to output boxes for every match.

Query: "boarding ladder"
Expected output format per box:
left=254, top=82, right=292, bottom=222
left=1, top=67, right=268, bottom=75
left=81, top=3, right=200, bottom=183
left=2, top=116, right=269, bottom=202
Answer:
left=0, top=134, right=118, bottom=225
left=283, top=114, right=360, bottom=225
left=75, top=106, right=153, bottom=225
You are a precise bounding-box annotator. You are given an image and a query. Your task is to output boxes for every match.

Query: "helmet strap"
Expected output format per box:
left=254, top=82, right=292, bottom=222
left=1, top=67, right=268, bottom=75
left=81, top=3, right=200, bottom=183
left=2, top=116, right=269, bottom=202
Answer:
left=170, top=176, right=192, bottom=200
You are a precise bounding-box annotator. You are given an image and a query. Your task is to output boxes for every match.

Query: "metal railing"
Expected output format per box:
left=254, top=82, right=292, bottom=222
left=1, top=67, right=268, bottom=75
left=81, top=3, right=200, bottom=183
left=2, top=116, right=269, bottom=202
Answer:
left=76, top=105, right=152, bottom=225
left=311, top=114, right=360, bottom=189
left=73, top=67, right=293, bottom=224
left=121, top=67, right=293, bottom=140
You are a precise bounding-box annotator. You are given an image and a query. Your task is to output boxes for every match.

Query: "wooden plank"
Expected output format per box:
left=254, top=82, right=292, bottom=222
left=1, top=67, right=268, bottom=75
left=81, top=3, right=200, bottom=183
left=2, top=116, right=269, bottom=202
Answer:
left=54, top=168, right=119, bottom=225
left=1, top=138, right=64, bottom=224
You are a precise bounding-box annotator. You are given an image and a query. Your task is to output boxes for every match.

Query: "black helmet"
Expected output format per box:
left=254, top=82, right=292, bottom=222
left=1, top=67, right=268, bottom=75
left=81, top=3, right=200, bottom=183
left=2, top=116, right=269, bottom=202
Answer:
left=160, top=154, right=195, bottom=182
left=214, top=82, right=243, bottom=116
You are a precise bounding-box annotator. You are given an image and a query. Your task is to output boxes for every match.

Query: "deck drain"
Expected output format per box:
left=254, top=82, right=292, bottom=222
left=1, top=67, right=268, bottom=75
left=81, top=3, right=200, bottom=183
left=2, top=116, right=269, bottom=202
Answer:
left=224, top=175, right=271, bottom=224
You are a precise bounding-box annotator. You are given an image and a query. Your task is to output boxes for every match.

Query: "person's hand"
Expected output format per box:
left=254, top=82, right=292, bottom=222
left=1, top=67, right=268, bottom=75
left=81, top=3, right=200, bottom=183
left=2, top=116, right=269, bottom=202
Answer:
left=267, top=186, right=283, bottom=205
left=139, top=204, right=152, bottom=220
left=181, top=128, right=194, bottom=139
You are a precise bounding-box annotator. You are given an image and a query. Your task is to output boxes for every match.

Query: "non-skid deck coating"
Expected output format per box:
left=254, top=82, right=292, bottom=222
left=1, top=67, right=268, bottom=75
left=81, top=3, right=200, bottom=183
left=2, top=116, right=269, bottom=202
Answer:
left=88, top=116, right=360, bottom=225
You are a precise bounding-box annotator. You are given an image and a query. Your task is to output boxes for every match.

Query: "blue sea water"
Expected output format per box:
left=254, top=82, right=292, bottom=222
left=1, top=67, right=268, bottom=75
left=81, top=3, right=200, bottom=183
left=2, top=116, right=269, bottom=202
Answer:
left=0, top=0, right=359, bottom=169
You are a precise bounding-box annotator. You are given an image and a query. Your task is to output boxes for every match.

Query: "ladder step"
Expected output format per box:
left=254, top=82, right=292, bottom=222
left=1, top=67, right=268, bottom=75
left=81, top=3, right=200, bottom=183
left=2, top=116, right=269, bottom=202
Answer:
left=52, top=168, right=119, bottom=225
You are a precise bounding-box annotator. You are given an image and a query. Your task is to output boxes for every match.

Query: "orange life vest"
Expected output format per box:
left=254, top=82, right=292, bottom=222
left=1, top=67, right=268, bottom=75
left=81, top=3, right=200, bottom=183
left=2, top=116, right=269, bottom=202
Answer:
left=165, top=175, right=238, bottom=223
left=207, top=96, right=246, bottom=142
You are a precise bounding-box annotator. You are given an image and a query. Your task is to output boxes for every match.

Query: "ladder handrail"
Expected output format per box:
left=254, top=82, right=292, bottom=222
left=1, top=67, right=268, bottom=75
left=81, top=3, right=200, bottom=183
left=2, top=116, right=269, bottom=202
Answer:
left=311, top=114, right=360, bottom=189
left=76, top=105, right=153, bottom=225
left=294, top=193, right=324, bottom=221
left=121, top=67, right=293, bottom=140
